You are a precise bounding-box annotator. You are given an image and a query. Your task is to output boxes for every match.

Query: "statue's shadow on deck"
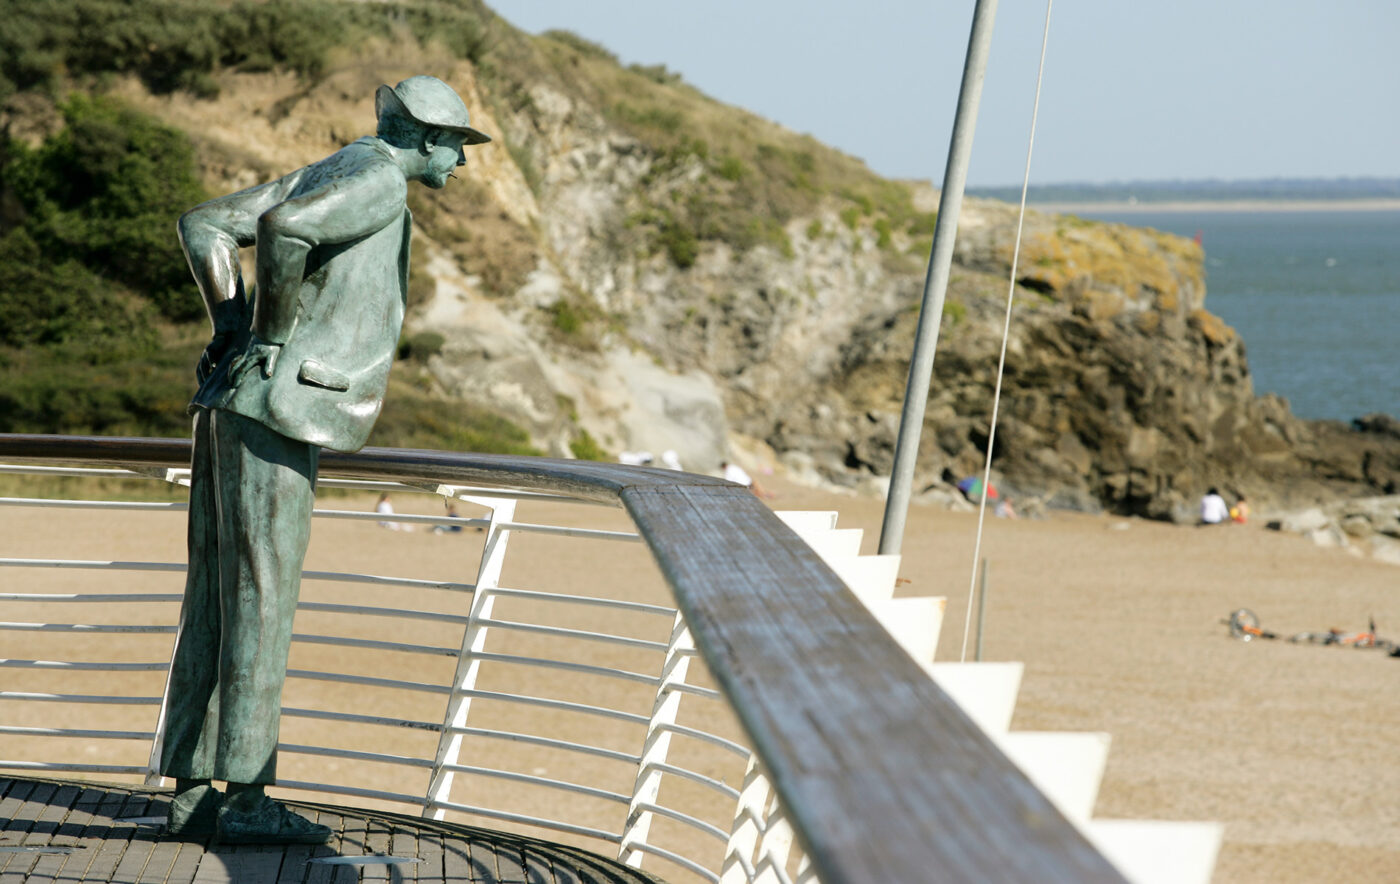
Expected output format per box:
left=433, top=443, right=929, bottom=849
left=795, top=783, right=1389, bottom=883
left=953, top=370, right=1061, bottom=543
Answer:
left=0, top=776, right=663, bottom=883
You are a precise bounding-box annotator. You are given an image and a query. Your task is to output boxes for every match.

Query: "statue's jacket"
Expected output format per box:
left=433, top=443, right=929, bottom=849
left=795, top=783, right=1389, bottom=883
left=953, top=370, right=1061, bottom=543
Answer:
left=186, top=137, right=411, bottom=453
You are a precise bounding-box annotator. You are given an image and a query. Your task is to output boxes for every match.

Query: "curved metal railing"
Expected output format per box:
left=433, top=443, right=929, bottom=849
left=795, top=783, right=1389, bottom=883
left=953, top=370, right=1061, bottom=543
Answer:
left=0, top=434, right=1124, bottom=883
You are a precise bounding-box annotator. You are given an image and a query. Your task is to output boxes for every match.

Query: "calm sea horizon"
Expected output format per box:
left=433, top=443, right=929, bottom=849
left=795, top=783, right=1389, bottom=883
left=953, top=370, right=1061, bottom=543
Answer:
left=1063, top=207, right=1398, bottom=423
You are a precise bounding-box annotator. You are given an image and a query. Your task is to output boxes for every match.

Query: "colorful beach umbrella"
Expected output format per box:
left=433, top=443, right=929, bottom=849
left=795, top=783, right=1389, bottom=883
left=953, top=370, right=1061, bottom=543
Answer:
left=956, top=476, right=999, bottom=501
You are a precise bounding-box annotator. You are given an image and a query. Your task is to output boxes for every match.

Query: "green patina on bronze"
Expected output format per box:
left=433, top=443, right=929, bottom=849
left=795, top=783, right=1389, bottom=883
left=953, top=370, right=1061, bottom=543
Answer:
left=159, top=76, right=490, bottom=844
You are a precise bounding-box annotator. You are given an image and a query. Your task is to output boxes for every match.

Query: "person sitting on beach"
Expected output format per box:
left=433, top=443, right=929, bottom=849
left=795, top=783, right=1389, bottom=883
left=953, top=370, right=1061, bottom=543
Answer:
left=721, top=460, right=774, bottom=500
left=433, top=501, right=465, bottom=534
left=1200, top=487, right=1230, bottom=525
left=1230, top=495, right=1250, bottom=524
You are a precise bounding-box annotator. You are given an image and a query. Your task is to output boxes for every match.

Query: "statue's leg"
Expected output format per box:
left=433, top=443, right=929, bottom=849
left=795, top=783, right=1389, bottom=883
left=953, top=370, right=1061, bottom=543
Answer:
left=160, top=409, right=222, bottom=781
left=208, top=409, right=319, bottom=786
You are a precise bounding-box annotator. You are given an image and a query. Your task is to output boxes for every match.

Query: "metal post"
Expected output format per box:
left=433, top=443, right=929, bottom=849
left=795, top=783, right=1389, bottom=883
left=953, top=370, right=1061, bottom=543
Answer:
left=879, top=0, right=1001, bottom=555
left=975, top=558, right=988, bottom=662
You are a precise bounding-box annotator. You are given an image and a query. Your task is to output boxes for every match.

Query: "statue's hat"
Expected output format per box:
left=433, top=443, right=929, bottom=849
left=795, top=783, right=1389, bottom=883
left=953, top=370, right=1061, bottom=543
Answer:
left=376, top=75, right=491, bottom=145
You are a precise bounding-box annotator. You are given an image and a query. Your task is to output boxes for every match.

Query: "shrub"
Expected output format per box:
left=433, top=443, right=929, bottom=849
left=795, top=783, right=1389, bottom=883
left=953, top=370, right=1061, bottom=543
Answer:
left=0, top=94, right=208, bottom=329
left=549, top=300, right=584, bottom=335
left=541, top=29, right=617, bottom=63
left=873, top=217, right=893, bottom=250
left=398, top=331, right=446, bottom=362
left=569, top=429, right=607, bottom=461
left=715, top=155, right=747, bottom=182
left=368, top=380, right=541, bottom=456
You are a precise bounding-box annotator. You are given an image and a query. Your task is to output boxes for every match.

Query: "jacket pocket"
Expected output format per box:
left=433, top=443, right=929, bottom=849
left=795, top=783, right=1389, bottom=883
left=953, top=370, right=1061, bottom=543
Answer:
left=296, top=360, right=351, bottom=392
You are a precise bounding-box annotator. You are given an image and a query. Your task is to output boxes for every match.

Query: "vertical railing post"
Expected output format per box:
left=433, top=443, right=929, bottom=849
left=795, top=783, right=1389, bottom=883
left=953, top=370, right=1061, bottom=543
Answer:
left=721, top=757, right=768, bottom=883
left=619, top=613, right=694, bottom=868
left=424, top=496, right=516, bottom=819
left=755, top=793, right=796, bottom=883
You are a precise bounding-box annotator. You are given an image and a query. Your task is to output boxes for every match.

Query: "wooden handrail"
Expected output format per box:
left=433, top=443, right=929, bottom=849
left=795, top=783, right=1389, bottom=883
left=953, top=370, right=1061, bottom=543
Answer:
left=0, top=433, right=1125, bottom=883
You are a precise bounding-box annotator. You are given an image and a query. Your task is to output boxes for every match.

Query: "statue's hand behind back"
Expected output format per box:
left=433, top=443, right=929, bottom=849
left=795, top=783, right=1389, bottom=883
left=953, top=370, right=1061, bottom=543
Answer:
left=226, top=336, right=282, bottom=386
left=196, top=333, right=234, bottom=385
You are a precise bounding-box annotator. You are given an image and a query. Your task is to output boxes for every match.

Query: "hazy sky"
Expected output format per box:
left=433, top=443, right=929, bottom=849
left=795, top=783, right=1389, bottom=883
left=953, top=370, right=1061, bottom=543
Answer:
left=485, top=1, right=1399, bottom=187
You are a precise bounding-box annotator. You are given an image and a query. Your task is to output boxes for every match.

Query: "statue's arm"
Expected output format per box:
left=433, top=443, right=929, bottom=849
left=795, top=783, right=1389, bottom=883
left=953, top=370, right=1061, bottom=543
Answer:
left=252, top=164, right=408, bottom=344
left=178, top=176, right=300, bottom=334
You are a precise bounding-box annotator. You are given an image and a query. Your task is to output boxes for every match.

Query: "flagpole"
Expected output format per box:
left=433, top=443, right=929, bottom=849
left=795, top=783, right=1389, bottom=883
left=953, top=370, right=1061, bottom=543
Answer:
left=878, top=0, right=1000, bottom=556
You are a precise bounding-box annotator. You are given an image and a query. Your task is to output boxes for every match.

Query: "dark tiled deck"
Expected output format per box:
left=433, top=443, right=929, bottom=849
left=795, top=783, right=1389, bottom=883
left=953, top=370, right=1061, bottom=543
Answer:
left=0, top=777, right=664, bottom=883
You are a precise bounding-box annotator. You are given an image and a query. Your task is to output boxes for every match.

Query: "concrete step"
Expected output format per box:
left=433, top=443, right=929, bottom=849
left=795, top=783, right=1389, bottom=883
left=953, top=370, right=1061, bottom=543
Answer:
left=994, top=731, right=1111, bottom=824
left=1085, top=819, right=1223, bottom=884
left=923, top=662, right=1024, bottom=734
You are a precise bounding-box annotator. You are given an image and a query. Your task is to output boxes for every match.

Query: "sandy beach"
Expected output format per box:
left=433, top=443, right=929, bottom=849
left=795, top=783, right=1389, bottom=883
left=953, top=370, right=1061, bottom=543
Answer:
left=2, top=474, right=1397, bottom=883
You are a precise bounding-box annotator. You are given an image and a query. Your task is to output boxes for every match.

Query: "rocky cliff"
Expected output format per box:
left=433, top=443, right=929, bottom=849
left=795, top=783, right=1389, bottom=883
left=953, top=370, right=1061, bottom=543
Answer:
left=13, top=3, right=1396, bottom=522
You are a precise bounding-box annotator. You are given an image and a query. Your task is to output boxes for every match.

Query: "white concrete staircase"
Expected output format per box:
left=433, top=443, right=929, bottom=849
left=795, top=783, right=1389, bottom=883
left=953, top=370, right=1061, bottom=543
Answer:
left=775, top=510, right=1223, bottom=884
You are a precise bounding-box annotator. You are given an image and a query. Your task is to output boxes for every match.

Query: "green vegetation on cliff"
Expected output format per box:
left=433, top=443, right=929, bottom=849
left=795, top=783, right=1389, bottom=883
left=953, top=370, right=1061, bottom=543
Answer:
left=0, top=0, right=932, bottom=452
left=527, top=28, right=936, bottom=266
left=0, top=0, right=492, bottom=100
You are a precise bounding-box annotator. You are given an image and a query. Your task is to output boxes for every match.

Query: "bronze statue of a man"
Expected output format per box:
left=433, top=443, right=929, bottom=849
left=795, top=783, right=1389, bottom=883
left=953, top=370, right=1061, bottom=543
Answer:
left=160, top=76, right=489, bottom=844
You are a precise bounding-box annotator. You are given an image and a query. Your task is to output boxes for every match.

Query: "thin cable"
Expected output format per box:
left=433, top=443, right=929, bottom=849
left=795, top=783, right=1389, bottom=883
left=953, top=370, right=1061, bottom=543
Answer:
left=960, top=0, right=1054, bottom=663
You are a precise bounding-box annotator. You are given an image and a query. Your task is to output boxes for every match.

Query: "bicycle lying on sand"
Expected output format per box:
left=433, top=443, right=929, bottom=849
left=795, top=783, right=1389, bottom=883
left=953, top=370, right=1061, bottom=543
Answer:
left=1224, top=609, right=1399, bottom=654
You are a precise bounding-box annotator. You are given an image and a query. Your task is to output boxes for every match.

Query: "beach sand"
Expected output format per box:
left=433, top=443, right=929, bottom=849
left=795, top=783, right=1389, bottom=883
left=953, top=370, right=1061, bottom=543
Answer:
left=3, top=475, right=1397, bottom=883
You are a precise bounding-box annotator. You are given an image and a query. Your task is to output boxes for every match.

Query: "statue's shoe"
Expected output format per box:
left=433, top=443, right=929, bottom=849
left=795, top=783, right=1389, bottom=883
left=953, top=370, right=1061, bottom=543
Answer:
left=164, top=783, right=222, bottom=838
left=217, top=795, right=333, bottom=845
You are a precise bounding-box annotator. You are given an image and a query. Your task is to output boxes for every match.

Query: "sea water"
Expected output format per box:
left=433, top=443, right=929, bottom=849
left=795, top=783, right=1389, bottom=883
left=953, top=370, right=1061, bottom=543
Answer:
left=1070, top=208, right=1399, bottom=423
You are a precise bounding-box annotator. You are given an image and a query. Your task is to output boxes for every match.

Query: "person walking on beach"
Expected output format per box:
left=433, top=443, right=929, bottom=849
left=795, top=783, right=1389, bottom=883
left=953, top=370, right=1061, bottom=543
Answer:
left=159, top=76, right=489, bottom=844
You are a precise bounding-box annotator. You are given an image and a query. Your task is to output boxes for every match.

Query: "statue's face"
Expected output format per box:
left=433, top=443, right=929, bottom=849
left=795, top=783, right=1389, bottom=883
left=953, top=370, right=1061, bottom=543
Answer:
left=422, top=132, right=469, bottom=189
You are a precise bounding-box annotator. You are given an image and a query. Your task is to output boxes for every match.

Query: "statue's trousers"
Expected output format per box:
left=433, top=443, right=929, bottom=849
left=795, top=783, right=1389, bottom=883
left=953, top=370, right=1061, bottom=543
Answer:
left=160, top=408, right=318, bottom=785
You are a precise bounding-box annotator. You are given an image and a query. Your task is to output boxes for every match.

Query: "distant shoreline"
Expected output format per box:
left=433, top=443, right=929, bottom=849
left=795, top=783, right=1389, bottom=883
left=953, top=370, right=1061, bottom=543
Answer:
left=1027, top=199, right=1400, bottom=214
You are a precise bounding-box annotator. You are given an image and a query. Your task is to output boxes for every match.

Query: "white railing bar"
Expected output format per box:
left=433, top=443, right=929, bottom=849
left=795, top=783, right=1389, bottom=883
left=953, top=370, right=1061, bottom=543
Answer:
left=454, top=689, right=650, bottom=726
left=497, top=521, right=641, bottom=543
left=0, top=691, right=161, bottom=705
left=467, top=651, right=660, bottom=687
left=283, top=669, right=451, bottom=695
left=311, top=510, right=643, bottom=538
left=0, top=726, right=152, bottom=741
left=331, top=477, right=593, bottom=505
left=0, top=497, right=186, bottom=511
left=438, top=763, right=629, bottom=805
left=622, top=841, right=722, bottom=884
left=0, top=622, right=175, bottom=635
left=442, top=726, right=639, bottom=766
left=426, top=798, right=620, bottom=844
left=298, top=571, right=474, bottom=592
left=0, top=465, right=151, bottom=478
left=0, top=558, right=474, bottom=593
left=663, top=682, right=723, bottom=701
left=632, top=800, right=730, bottom=842
left=0, top=761, right=148, bottom=775
left=288, top=633, right=458, bottom=657
left=656, top=722, right=751, bottom=759
left=0, top=593, right=179, bottom=603
left=0, top=659, right=167, bottom=672
left=273, top=779, right=426, bottom=808
left=427, top=480, right=611, bottom=507
left=279, top=707, right=443, bottom=732
left=309, top=507, right=490, bottom=529
left=642, top=761, right=741, bottom=801
left=0, top=559, right=184, bottom=572
left=276, top=743, right=435, bottom=770
left=293, top=602, right=470, bottom=626
left=0, top=465, right=587, bottom=506
left=487, top=586, right=675, bottom=617
left=473, top=617, right=669, bottom=652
